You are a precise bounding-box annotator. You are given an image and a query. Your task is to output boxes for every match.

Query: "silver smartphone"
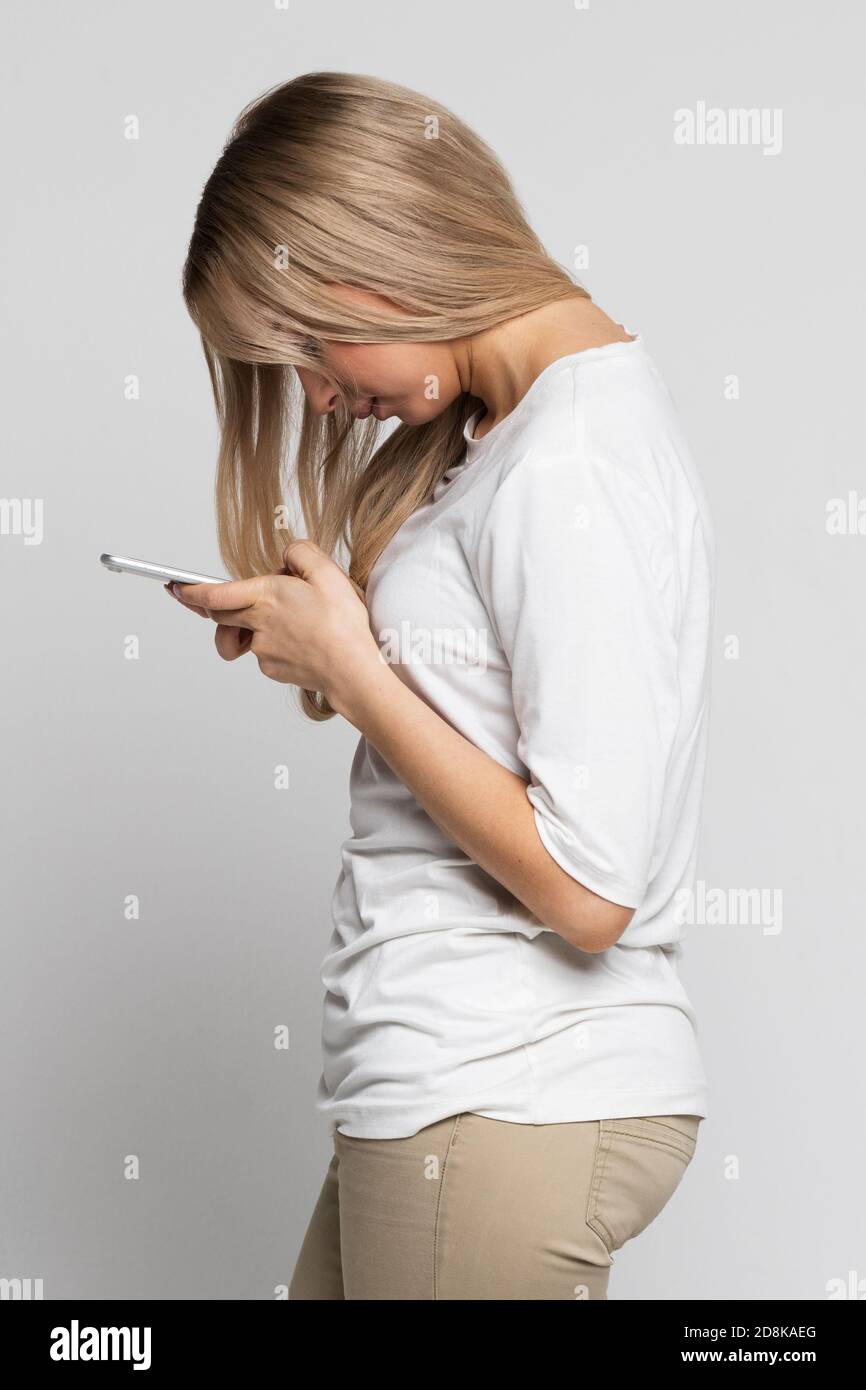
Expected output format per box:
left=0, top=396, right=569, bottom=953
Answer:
left=100, top=553, right=228, bottom=585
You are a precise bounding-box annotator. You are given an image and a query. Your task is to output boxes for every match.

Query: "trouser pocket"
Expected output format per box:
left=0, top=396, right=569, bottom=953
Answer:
left=585, top=1114, right=700, bottom=1257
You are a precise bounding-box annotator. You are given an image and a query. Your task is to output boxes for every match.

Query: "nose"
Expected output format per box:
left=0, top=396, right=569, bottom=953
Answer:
left=302, top=374, right=340, bottom=416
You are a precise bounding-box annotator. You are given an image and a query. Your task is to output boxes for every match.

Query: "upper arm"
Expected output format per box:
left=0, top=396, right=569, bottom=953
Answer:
left=474, top=448, right=679, bottom=940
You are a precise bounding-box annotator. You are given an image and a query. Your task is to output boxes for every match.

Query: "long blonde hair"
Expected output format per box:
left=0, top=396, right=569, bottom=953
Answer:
left=182, top=71, right=589, bottom=718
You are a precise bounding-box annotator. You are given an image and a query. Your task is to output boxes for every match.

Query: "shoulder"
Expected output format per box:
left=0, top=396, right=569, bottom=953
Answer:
left=470, top=352, right=711, bottom=559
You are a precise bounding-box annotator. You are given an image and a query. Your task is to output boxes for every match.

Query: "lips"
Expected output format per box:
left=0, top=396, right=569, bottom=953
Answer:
left=352, top=396, right=392, bottom=420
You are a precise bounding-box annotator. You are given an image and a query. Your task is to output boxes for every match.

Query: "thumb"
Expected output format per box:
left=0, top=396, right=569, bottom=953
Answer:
left=282, top=538, right=327, bottom=581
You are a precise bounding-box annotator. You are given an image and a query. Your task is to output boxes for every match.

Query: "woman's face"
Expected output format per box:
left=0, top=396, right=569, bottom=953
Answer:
left=293, top=284, right=464, bottom=426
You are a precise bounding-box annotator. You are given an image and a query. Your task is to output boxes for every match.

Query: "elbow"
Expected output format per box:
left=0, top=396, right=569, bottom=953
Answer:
left=528, top=821, right=641, bottom=951
left=537, top=882, right=638, bottom=953
left=556, top=900, right=636, bottom=956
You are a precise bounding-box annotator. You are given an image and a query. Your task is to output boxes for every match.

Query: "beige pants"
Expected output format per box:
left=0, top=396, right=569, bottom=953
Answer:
left=289, top=1111, right=701, bottom=1300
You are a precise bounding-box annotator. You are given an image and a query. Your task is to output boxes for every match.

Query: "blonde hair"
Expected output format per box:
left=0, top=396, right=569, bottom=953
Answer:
left=182, top=71, right=588, bottom=718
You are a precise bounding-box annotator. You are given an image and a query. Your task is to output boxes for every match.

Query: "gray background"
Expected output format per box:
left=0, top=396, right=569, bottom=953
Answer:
left=2, top=0, right=863, bottom=1300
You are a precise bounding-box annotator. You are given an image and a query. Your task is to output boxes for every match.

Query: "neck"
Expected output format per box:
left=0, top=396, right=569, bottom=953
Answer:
left=455, top=295, right=634, bottom=437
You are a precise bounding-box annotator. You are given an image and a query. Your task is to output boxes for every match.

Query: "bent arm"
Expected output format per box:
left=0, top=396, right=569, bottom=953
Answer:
left=328, top=658, right=634, bottom=954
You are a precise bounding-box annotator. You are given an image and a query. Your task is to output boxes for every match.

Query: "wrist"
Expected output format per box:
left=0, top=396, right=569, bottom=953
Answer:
left=326, top=641, right=397, bottom=728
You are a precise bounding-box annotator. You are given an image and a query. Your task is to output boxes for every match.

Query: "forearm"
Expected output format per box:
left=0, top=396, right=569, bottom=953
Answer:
left=328, top=656, right=633, bottom=953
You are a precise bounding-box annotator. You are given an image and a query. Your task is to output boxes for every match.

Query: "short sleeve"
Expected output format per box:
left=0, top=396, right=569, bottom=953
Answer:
left=474, top=450, right=680, bottom=909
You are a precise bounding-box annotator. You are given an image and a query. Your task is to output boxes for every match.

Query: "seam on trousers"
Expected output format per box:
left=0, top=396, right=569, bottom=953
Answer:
left=432, top=1113, right=463, bottom=1301
left=603, top=1120, right=695, bottom=1162
left=586, top=1120, right=616, bottom=1255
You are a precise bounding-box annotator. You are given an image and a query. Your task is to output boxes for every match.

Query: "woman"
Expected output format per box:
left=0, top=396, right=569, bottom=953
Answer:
left=173, top=72, right=713, bottom=1300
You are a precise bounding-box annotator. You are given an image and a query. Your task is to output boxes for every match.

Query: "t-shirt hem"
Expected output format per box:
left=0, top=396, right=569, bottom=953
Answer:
left=321, top=1083, right=709, bottom=1140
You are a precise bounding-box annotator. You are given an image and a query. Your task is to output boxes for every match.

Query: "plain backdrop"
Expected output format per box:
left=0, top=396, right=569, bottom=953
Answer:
left=1, top=0, right=864, bottom=1300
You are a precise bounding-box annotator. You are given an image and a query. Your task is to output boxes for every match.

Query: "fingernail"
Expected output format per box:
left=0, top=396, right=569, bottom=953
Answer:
left=171, top=583, right=181, bottom=598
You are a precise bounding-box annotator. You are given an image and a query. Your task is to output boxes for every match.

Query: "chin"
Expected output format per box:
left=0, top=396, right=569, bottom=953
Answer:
left=404, top=403, right=446, bottom=426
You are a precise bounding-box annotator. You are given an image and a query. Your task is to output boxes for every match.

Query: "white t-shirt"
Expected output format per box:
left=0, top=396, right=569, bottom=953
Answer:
left=316, top=332, right=714, bottom=1139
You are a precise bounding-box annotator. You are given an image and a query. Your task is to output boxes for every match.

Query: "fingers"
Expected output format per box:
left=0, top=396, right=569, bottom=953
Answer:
left=203, top=606, right=259, bottom=630
left=164, top=583, right=210, bottom=618
left=283, top=538, right=356, bottom=599
left=282, top=538, right=326, bottom=581
left=214, top=623, right=253, bottom=661
left=175, top=577, right=280, bottom=631
left=174, top=575, right=270, bottom=619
